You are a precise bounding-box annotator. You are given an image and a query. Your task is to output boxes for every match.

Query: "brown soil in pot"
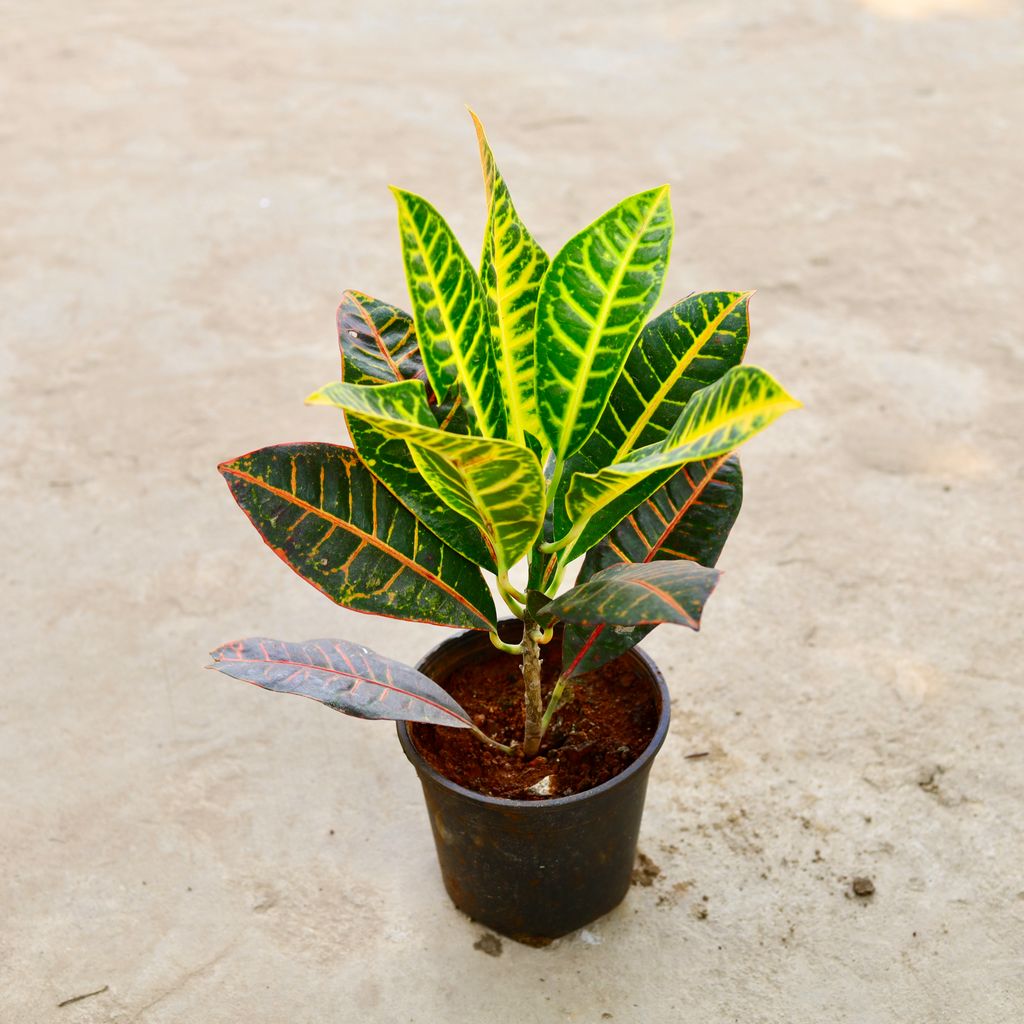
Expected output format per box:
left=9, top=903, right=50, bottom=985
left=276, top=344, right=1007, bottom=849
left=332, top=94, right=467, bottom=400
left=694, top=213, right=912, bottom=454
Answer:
left=408, top=637, right=659, bottom=800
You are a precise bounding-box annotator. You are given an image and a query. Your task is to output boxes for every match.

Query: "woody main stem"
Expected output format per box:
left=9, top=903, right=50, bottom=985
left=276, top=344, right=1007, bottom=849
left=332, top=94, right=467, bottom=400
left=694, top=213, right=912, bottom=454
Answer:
left=521, top=615, right=544, bottom=758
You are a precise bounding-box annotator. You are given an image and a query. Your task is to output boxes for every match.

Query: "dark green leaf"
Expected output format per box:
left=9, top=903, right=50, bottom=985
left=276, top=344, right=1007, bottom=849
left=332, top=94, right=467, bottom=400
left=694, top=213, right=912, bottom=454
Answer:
left=309, top=381, right=545, bottom=576
left=346, top=416, right=495, bottom=570
left=561, top=455, right=742, bottom=677
left=559, top=365, right=798, bottom=556
left=538, top=561, right=720, bottom=629
left=577, top=291, right=751, bottom=469
left=220, top=443, right=497, bottom=629
left=336, top=290, right=427, bottom=387
left=335, top=294, right=493, bottom=567
left=581, top=455, right=743, bottom=575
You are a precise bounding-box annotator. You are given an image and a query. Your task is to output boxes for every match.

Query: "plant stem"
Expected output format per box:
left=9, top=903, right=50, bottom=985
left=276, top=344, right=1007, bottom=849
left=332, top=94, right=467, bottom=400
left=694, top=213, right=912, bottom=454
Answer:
left=470, top=724, right=516, bottom=755
left=497, top=572, right=526, bottom=617
left=546, top=458, right=565, bottom=504
left=540, top=674, right=571, bottom=733
left=489, top=632, right=524, bottom=656
left=521, top=615, right=544, bottom=759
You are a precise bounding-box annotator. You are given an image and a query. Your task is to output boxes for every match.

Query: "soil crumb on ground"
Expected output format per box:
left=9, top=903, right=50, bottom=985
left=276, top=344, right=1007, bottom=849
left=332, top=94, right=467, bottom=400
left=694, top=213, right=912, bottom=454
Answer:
left=473, top=932, right=503, bottom=957
left=852, top=877, right=876, bottom=898
left=632, top=851, right=662, bottom=887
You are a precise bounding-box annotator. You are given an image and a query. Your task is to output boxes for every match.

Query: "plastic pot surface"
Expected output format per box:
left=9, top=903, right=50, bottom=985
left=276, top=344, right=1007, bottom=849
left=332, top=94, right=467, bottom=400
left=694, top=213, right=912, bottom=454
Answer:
left=397, top=623, right=670, bottom=944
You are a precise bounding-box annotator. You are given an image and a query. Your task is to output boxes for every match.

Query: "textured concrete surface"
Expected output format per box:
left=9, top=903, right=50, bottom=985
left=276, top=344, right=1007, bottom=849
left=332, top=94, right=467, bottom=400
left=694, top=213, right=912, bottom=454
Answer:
left=2, top=1, right=1022, bottom=1021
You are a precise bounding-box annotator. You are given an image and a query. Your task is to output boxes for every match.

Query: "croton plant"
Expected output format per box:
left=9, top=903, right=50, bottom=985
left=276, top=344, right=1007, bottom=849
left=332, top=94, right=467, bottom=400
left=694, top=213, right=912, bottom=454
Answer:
left=209, top=112, right=799, bottom=758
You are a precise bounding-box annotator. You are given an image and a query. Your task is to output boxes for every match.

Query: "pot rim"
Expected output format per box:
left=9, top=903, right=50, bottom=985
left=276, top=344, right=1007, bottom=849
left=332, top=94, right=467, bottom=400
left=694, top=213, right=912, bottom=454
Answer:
left=396, top=629, right=671, bottom=810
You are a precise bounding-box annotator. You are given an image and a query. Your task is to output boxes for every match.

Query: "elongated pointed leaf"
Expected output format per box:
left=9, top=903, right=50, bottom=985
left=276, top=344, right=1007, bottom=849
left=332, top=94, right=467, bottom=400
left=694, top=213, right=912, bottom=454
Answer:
left=562, top=366, right=799, bottom=557
left=535, top=186, right=673, bottom=462
left=337, top=290, right=427, bottom=386
left=578, top=291, right=751, bottom=469
left=346, top=418, right=496, bottom=570
left=562, top=454, right=743, bottom=677
left=392, top=187, right=506, bottom=439
left=309, top=381, right=545, bottom=575
left=470, top=111, right=549, bottom=446
left=336, top=293, right=492, bottom=567
left=537, top=561, right=720, bottom=629
left=220, top=443, right=496, bottom=629
left=209, top=637, right=473, bottom=728
left=581, top=454, right=743, bottom=574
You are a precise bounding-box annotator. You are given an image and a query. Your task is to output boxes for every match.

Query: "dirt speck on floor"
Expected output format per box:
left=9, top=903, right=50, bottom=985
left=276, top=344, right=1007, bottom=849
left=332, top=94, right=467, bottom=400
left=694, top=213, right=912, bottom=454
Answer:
left=632, top=851, right=662, bottom=887
left=852, top=877, right=876, bottom=899
left=473, top=933, right=503, bottom=957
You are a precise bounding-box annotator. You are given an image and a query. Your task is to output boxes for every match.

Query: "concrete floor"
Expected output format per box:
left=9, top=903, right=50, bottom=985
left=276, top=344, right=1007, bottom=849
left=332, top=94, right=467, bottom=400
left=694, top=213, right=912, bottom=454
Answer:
left=2, top=1, right=1022, bottom=1021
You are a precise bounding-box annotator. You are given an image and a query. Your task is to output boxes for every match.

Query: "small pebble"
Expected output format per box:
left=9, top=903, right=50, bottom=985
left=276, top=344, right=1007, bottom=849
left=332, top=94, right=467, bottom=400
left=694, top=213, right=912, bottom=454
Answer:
left=852, top=876, right=875, bottom=897
left=526, top=775, right=555, bottom=796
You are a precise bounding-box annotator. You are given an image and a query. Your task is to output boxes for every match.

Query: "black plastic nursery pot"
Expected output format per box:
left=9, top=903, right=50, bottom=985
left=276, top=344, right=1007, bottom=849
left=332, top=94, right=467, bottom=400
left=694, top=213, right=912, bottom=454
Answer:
left=397, top=623, right=671, bottom=945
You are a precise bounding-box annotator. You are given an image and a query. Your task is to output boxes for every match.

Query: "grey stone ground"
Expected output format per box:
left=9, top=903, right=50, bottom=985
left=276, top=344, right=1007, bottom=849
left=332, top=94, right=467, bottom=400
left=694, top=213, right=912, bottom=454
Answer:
left=2, top=1, right=1022, bottom=1021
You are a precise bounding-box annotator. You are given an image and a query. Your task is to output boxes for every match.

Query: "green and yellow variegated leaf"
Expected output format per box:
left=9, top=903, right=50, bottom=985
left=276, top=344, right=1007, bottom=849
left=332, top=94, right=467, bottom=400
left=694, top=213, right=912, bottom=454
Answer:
left=336, top=290, right=426, bottom=386
left=562, top=455, right=743, bottom=678
left=391, top=187, right=507, bottom=439
left=581, top=454, right=743, bottom=575
left=470, top=110, right=549, bottom=446
left=346, top=418, right=496, bottom=570
left=578, top=291, right=751, bottom=468
left=309, top=381, right=545, bottom=575
left=563, top=365, right=799, bottom=557
left=536, top=561, right=720, bottom=629
left=313, top=378, right=435, bottom=427
left=219, top=443, right=496, bottom=630
left=535, top=186, right=673, bottom=463
left=336, top=293, right=493, bottom=568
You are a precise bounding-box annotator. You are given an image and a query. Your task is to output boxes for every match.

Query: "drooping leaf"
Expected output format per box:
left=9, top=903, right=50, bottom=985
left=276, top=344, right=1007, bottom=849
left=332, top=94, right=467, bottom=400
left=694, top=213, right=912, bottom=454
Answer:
left=391, top=187, right=507, bottom=439
left=209, top=637, right=474, bottom=728
left=561, top=454, right=743, bottom=677
left=535, top=186, right=673, bottom=463
left=220, top=443, right=497, bottom=629
left=537, top=561, right=720, bottom=629
left=336, top=290, right=427, bottom=387
left=577, top=291, right=751, bottom=469
left=335, top=294, right=493, bottom=567
left=308, top=381, right=545, bottom=575
left=561, top=365, right=799, bottom=557
left=470, top=110, right=550, bottom=446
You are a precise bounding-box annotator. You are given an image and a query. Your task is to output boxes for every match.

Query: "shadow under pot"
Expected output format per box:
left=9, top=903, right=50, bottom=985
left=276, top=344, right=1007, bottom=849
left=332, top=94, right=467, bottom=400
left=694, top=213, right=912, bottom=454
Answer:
left=397, top=622, right=671, bottom=946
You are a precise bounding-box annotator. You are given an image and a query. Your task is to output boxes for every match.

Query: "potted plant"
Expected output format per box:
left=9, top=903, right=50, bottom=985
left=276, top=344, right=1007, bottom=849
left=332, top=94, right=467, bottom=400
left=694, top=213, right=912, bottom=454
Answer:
left=209, top=112, right=799, bottom=945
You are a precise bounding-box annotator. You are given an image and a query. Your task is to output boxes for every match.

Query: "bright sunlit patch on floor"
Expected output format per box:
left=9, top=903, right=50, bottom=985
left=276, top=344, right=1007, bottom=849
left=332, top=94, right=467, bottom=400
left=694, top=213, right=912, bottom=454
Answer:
left=860, top=0, right=1009, bottom=17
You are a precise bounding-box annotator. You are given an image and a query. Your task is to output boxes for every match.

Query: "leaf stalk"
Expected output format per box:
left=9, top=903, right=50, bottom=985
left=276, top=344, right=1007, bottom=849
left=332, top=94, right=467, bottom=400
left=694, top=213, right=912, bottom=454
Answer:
left=489, top=632, right=524, bottom=655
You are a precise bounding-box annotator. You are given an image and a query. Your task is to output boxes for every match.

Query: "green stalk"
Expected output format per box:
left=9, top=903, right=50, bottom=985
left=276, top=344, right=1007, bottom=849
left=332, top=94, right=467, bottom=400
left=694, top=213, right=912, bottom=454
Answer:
left=539, top=674, right=571, bottom=734
left=470, top=723, right=517, bottom=755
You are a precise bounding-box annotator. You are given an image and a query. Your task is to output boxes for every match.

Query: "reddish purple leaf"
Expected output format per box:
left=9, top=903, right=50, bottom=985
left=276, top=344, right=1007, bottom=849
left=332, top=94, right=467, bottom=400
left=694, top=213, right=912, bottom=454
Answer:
left=209, top=636, right=472, bottom=728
